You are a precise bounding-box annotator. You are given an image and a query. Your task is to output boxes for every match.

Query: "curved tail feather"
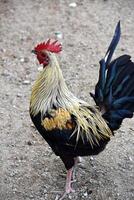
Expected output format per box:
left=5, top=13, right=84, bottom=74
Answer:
left=90, top=22, right=134, bottom=131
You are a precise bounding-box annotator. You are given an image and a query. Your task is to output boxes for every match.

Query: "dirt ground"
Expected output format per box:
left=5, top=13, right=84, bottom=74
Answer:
left=0, top=0, right=134, bottom=200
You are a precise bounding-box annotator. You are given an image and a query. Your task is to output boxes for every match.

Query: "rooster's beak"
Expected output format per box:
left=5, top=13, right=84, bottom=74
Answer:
left=31, top=50, right=37, bottom=54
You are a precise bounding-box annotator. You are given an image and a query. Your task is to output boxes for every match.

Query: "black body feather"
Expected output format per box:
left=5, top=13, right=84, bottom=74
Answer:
left=30, top=112, right=109, bottom=169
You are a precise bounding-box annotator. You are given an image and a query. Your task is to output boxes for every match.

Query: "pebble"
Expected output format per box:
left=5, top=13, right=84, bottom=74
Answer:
left=129, top=156, right=132, bottom=161
left=27, top=141, right=32, bottom=146
left=43, top=188, right=47, bottom=193
left=87, top=190, right=92, bottom=194
left=20, top=57, right=29, bottom=63
left=83, top=191, right=88, bottom=197
left=31, top=123, right=35, bottom=128
left=90, top=156, right=94, bottom=161
left=55, top=195, right=59, bottom=200
left=17, top=93, right=22, bottom=97
left=20, top=58, right=25, bottom=62
left=23, top=80, right=30, bottom=85
left=121, top=48, right=125, bottom=51
left=68, top=43, right=74, bottom=47
left=10, top=172, right=15, bottom=177
left=69, top=2, right=77, bottom=7
left=29, top=194, right=34, bottom=198
left=13, top=105, right=17, bottom=108
left=55, top=31, right=63, bottom=39
left=13, top=188, right=17, bottom=193
left=0, top=48, right=6, bottom=52
left=38, top=66, right=43, bottom=71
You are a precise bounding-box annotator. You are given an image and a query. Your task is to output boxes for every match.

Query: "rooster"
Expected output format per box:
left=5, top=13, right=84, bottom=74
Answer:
left=30, top=21, right=134, bottom=199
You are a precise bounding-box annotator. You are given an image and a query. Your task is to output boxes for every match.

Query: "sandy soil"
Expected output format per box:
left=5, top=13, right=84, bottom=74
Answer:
left=0, top=0, right=134, bottom=199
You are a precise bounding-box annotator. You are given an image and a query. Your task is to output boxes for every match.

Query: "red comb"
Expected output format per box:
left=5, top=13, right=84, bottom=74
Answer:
left=34, top=39, right=62, bottom=53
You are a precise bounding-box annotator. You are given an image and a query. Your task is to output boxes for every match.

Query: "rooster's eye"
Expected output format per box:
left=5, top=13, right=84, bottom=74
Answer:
left=41, top=53, right=49, bottom=61
left=41, top=53, right=46, bottom=57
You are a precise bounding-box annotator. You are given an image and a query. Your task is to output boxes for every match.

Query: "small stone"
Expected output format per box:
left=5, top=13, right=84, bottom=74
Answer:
left=83, top=191, right=88, bottom=197
left=27, top=141, right=32, bottom=146
left=23, top=80, right=30, bottom=85
left=10, top=171, right=15, bottom=177
left=87, top=190, right=92, bottom=195
left=29, top=194, right=34, bottom=198
left=13, top=188, right=17, bottom=193
left=13, top=105, right=17, bottom=108
left=68, top=43, right=74, bottom=47
left=55, top=31, right=63, bottom=39
left=31, top=123, right=35, bottom=128
left=20, top=57, right=29, bottom=63
left=90, top=156, right=94, bottom=161
left=11, top=54, right=17, bottom=58
left=20, top=58, right=25, bottom=62
left=43, top=188, right=47, bottom=193
left=55, top=195, right=59, bottom=200
left=38, top=66, right=43, bottom=71
left=121, top=48, right=125, bottom=51
left=69, top=2, right=77, bottom=7
left=129, top=156, right=133, bottom=161
left=17, top=93, right=22, bottom=97
left=24, top=57, right=29, bottom=63
left=0, top=48, right=6, bottom=52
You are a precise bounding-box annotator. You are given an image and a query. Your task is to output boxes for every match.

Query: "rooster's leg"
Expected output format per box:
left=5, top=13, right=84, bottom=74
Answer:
left=59, top=168, right=75, bottom=200
left=65, top=168, right=75, bottom=193
left=72, top=156, right=81, bottom=180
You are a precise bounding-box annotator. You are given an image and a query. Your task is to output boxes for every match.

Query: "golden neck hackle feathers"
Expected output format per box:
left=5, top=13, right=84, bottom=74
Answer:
left=30, top=53, right=112, bottom=146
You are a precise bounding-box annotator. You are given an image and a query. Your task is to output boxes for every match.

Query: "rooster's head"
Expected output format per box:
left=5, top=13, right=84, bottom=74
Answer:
left=32, top=39, right=62, bottom=67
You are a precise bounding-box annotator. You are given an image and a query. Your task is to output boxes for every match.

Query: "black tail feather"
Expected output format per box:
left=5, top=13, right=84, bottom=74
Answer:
left=105, top=21, right=121, bottom=66
left=91, top=22, right=134, bottom=131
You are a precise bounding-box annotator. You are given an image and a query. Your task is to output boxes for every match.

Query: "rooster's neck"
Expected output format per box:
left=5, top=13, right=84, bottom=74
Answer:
left=30, top=54, right=79, bottom=116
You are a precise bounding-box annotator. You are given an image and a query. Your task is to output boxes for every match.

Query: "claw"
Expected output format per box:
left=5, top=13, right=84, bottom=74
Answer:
left=59, top=189, right=75, bottom=200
